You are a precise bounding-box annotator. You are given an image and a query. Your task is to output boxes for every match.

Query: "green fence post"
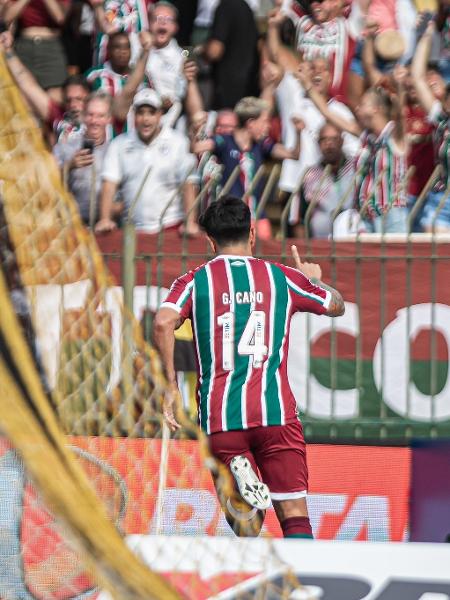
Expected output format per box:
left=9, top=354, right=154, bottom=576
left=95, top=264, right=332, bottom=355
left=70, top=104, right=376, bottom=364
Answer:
left=355, top=168, right=387, bottom=439
left=121, top=220, right=136, bottom=436
left=242, top=165, right=266, bottom=204
left=279, top=174, right=305, bottom=262
left=254, top=165, right=280, bottom=256
left=218, top=165, right=240, bottom=198
left=406, top=166, right=440, bottom=426
left=120, top=164, right=152, bottom=435
left=88, top=162, right=97, bottom=231
left=430, top=184, right=450, bottom=425
left=302, top=166, right=331, bottom=419
left=181, top=171, right=223, bottom=274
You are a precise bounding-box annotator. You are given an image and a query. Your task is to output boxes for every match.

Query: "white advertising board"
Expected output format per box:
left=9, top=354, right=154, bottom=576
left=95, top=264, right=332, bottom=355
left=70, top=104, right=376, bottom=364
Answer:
left=98, top=536, right=450, bottom=600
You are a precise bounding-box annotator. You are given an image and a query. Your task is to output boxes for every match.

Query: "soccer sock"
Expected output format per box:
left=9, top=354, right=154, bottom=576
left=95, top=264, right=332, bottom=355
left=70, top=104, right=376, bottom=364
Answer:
left=281, top=516, right=313, bottom=539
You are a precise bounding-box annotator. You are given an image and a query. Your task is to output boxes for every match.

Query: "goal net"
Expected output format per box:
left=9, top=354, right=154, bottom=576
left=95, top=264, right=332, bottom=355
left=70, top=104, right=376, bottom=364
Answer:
left=0, top=55, right=306, bottom=599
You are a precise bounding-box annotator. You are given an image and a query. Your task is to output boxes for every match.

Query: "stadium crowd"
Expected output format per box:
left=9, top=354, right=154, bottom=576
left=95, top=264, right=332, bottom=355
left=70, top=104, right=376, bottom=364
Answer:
left=1, top=0, right=450, bottom=237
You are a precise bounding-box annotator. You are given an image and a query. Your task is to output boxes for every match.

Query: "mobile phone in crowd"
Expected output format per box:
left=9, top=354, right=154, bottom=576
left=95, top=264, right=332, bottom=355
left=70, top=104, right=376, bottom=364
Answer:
left=181, top=46, right=193, bottom=60
left=82, top=139, right=95, bottom=153
left=181, top=46, right=196, bottom=62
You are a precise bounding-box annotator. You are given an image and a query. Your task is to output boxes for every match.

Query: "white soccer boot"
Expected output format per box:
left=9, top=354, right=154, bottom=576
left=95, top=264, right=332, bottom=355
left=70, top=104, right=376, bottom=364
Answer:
left=230, top=455, right=271, bottom=510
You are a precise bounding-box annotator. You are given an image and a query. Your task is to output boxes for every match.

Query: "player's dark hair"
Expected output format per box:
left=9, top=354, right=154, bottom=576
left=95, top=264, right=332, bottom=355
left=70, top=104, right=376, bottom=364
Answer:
left=199, top=196, right=251, bottom=246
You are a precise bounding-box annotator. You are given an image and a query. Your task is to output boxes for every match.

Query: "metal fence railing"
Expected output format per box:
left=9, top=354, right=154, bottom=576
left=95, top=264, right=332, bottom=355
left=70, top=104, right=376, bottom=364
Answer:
left=96, top=163, right=450, bottom=444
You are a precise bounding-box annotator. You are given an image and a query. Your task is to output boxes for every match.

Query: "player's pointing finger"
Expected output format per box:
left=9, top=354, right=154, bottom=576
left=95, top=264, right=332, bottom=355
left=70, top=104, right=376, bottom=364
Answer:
left=291, top=245, right=302, bottom=271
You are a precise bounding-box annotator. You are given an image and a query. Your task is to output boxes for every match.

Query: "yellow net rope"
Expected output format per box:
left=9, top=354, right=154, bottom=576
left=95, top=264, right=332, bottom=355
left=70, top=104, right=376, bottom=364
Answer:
left=0, top=52, right=306, bottom=600
left=0, top=50, right=183, bottom=600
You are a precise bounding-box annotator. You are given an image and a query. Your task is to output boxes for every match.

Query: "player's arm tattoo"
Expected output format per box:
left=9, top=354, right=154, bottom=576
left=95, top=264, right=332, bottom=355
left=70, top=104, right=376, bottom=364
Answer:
left=311, top=278, right=345, bottom=317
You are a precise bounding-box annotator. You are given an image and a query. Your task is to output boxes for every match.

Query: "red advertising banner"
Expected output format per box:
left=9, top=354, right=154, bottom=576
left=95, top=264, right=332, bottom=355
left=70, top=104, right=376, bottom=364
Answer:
left=69, top=438, right=410, bottom=541
left=97, top=232, right=450, bottom=432
left=96, top=233, right=450, bottom=346
left=0, top=438, right=410, bottom=598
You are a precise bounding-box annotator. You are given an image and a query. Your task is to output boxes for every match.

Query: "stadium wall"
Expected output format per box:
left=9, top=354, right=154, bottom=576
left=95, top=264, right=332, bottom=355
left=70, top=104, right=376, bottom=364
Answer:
left=0, top=438, right=410, bottom=545
left=97, top=537, right=450, bottom=600
left=96, top=231, right=450, bottom=443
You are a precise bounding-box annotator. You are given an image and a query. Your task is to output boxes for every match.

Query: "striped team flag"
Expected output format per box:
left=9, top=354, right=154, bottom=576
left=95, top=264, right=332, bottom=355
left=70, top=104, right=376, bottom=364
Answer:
left=282, top=0, right=358, bottom=99
left=161, top=255, right=331, bottom=434
left=94, top=0, right=150, bottom=65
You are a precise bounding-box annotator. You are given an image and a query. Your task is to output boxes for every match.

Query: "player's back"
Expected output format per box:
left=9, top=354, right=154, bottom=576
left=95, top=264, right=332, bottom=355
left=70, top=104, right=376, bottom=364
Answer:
left=192, top=255, right=299, bottom=434
left=162, top=254, right=330, bottom=434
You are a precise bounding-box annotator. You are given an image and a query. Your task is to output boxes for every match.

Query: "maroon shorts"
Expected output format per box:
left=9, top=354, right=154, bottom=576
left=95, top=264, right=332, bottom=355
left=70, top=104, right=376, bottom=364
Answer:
left=208, top=420, right=308, bottom=500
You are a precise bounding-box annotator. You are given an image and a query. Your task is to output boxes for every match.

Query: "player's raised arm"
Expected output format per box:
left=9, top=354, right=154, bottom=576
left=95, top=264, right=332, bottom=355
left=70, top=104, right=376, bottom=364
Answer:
left=291, top=245, right=345, bottom=317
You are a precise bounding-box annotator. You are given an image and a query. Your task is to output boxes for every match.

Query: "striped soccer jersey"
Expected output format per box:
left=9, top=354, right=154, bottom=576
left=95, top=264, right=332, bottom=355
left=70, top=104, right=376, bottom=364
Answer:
left=161, top=255, right=331, bottom=434
left=95, top=0, right=150, bottom=65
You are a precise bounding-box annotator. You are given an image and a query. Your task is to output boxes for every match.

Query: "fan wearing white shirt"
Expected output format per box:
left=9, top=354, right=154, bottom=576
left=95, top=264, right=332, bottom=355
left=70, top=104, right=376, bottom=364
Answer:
left=95, top=89, right=199, bottom=236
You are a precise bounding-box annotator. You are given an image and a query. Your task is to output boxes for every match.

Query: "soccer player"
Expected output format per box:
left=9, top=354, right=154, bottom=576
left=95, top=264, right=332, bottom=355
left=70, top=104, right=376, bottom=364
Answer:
left=154, top=196, right=345, bottom=538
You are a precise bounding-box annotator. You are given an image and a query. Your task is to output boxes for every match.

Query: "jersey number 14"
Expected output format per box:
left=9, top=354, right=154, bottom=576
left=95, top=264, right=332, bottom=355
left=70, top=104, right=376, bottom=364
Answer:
left=217, top=311, right=268, bottom=371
